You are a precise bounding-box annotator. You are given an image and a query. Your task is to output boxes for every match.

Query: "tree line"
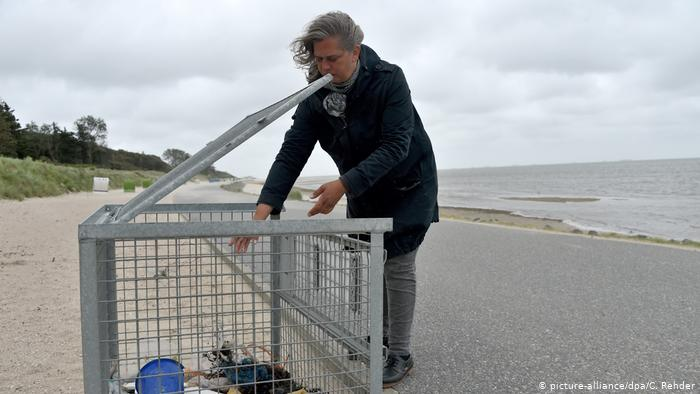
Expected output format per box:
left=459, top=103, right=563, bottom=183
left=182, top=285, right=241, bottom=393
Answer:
left=162, top=147, right=233, bottom=179
left=1, top=99, right=169, bottom=171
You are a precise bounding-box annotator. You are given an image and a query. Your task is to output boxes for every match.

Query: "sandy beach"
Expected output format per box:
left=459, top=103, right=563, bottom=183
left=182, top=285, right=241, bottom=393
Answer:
left=0, top=189, right=160, bottom=392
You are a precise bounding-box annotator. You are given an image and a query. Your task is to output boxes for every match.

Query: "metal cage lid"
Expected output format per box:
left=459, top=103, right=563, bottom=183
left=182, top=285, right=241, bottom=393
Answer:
left=111, top=74, right=333, bottom=224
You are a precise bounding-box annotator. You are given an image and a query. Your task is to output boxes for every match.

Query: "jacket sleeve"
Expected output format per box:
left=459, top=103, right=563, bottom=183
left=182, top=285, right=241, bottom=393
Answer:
left=339, top=67, right=414, bottom=198
left=257, top=99, right=318, bottom=213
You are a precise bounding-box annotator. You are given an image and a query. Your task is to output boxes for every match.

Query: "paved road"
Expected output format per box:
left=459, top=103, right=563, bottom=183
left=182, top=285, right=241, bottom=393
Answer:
left=409, top=220, right=698, bottom=393
left=173, top=183, right=700, bottom=393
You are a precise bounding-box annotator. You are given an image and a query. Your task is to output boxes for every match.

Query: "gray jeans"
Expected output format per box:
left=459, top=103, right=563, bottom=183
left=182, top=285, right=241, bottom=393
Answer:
left=383, top=248, right=418, bottom=357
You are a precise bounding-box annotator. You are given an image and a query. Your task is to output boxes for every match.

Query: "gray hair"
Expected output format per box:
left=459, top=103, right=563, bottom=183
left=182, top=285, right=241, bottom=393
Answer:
left=291, top=11, right=364, bottom=82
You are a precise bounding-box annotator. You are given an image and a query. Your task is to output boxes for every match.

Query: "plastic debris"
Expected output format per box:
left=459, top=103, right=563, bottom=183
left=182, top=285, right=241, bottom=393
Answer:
left=191, top=342, right=326, bottom=394
left=224, top=357, right=270, bottom=386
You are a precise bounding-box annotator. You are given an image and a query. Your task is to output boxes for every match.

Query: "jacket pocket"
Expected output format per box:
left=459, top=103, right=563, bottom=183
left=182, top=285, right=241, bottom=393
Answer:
left=390, top=162, right=422, bottom=192
left=392, top=177, right=421, bottom=192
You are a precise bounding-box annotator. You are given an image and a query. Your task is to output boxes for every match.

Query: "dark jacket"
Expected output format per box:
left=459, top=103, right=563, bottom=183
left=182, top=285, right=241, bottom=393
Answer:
left=259, top=45, right=439, bottom=258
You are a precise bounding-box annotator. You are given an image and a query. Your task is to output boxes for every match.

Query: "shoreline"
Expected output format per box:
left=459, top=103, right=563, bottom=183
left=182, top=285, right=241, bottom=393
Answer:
left=219, top=180, right=700, bottom=250
left=439, top=206, right=577, bottom=233
left=439, top=206, right=699, bottom=249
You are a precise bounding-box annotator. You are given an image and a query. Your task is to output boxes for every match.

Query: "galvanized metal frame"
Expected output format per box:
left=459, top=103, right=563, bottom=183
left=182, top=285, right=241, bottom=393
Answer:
left=79, top=204, right=391, bottom=393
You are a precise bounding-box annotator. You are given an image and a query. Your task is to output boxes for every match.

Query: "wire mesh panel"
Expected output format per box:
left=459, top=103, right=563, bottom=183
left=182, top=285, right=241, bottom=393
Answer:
left=79, top=204, right=389, bottom=394
left=275, top=234, right=372, bottom=392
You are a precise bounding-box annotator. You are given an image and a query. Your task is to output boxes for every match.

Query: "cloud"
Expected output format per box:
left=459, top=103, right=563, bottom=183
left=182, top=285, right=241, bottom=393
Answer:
left=1, top=0, right=699, bottom=177
left=0, top=2, right=301, bottom=87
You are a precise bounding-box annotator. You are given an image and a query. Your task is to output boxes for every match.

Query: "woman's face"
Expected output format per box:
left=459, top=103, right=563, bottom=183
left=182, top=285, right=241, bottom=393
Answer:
left=313, top=36, right=360, bottom=83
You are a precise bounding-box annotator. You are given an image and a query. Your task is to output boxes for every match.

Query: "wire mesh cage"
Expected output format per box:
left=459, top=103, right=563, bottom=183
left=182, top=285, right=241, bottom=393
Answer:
left=79, top=203, right=391, bottom=393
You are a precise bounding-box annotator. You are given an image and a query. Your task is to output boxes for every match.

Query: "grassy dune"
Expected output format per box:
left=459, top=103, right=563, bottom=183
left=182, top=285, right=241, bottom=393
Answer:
left=0, top=156, right=164, bottom=200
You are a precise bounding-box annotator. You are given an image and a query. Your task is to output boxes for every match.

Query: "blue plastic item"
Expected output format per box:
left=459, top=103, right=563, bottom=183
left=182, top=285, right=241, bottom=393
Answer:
left=136, top=358, right=184, bottom=394
left=222, top=357, right=270, bottom=386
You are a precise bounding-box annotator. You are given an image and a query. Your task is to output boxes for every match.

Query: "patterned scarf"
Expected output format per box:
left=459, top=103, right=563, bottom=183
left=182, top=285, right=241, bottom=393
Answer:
left=323, top=59, right=360, bottom=118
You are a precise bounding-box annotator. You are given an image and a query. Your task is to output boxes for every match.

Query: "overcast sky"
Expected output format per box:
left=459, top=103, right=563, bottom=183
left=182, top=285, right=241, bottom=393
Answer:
left=1, top=0, right=699, bottom=177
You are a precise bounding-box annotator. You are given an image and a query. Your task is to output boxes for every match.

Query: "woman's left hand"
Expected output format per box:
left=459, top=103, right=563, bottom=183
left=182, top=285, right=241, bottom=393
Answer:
left=308, top=179, right=347, bottom=216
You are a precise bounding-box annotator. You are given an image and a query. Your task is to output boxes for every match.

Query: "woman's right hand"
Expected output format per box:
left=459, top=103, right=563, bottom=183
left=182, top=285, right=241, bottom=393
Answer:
left=228, top=203, right=273, bottom=253
left=229, top=235, right=259, bottom=253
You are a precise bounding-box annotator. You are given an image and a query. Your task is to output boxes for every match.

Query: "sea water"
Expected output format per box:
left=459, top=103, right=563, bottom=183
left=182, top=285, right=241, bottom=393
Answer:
left=296, top=158, right=700, bottom=241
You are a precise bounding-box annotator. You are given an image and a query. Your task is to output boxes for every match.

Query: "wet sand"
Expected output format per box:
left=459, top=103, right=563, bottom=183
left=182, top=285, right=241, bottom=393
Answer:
left=501, top=196, right=600, bottom=203
left=439, top=206, right=579, bottom=233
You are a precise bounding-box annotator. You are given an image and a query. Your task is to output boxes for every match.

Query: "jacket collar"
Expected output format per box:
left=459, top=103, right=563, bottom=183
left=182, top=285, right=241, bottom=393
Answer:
left=359, top=44, right=381, bottom=71
left=351, top=44, right=382, bottom=99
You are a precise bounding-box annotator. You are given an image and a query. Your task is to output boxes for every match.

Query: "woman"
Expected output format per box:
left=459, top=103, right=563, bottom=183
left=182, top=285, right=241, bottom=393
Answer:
left=232, top=11, right=439, bottom=387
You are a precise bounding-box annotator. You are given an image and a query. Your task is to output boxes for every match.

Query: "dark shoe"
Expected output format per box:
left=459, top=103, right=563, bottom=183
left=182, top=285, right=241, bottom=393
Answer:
left=382, top=353, right=413, bottom=388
